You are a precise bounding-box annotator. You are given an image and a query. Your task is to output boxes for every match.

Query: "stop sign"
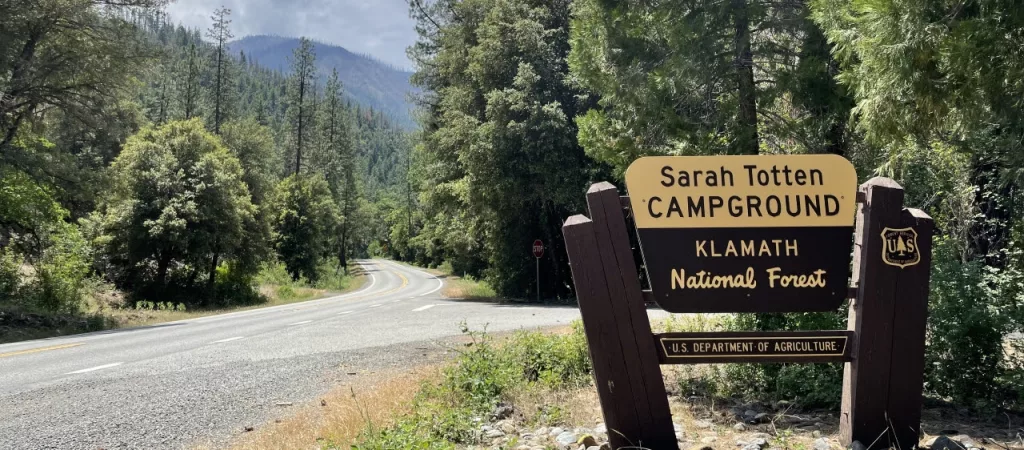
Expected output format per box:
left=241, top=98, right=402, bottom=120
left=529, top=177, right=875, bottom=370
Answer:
left=532, top=239, right=545, bottom=258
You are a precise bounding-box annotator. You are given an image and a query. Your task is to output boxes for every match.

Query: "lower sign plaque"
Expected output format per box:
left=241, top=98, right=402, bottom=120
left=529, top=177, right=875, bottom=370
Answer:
left=655, top=331, right=854, bottom=364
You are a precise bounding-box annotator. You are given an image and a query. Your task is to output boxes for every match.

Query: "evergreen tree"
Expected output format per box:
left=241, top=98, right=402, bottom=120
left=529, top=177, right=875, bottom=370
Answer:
left=286, top=37, right=317, bottom=175
left=569, top=0, right=853, bottom=171
left=179, top=43, right=203, bottom=120
left=206, top=7, right=235, bottom=134
left=317, top=69, right=359, bottom=270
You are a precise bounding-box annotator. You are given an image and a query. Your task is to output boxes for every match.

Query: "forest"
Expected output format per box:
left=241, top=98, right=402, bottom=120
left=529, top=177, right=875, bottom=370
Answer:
left=1, top=1, right=411, bottom=313
left=388, top=0, right=1024, bottom=409
left=1, top=0, right=1022, bottom=409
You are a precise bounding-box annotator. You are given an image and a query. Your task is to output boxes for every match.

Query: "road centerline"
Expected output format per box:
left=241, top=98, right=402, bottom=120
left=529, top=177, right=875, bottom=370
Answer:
left=0, top=342, right=83, bottom=359
left=289, top=320, right=313, bottom=326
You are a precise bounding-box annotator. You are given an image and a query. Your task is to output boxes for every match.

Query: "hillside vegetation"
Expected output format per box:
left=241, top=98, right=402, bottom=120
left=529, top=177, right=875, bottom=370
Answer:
left=229, top=35, right=417, bottom=129
left=0, top=4, right=409, bottom=335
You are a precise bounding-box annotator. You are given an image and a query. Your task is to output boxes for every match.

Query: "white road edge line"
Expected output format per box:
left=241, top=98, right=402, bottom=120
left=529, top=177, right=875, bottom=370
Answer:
left=289, top=320, right=313, bottom=326
left=213, top=336, right=244, bottom=344
left=412, top=304, right=436, bottom=312
left=337, top=311, right=353, bottom=315
left=66, top=362, right=123, bottom=375
left=418, top=276, right=444, bottom=297
left=186, top=261, right=380, bottom=325
left=368, top=304, right=382, bottom=308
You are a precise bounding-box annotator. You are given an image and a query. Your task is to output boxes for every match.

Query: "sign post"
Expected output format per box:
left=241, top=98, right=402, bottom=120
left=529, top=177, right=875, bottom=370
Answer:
left=563, top=156, right=933, bottom=450
left=533, top=239, right=544, bottom=303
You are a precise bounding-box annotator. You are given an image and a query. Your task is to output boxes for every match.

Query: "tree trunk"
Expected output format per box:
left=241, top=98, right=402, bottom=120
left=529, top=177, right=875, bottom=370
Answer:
left=339, top=224, right=349, bottom=274
left=732, top=0, right=759, bottom=155
left=156, top=252, right=172, bottom=288
left=207, top=252, right=220, bottom=291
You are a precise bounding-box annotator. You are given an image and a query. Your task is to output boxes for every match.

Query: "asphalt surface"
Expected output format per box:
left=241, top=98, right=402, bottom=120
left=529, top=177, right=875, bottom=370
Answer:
left=0, top=260, right=621, bottom=450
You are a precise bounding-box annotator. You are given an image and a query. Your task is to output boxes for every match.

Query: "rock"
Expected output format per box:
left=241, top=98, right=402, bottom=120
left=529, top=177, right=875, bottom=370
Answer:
left=579, top=435, right=599, bottom=447
left=695, top=420, right=714, bottom=429
left=587, top=446, right=602, bottom=450
left=550, top=427, right=565, bottom=436
left=849, top=440, right=867, bottom=450
left=745, top=409, right=758, bottom=418
left=275, top=402, right=293, bottom=407
left=480, top=425, right=494, bottom=432
left=675, top=423, right=685, bottom=433
left=754, top=412, right=770, bottom=423
left=594, top=423, right=607, bottom=434
left=498, top=420, right=517, bottom=434
left=484, top=428, right=505, bottom=439
left=743, top=444, right=762, bottom=450
left=701, top=436, right=719, bottom=444
left=492, top=402, right=515, bottom=420
left=931, top=436, right=969, bottom=450
left=555, top=431, right=579, bottom=447
left=750, top=438, right=768, bottom=447
left=733, top=422, right=747, bottom=432
left=243, top=426, right=254, bottom=432
left=813, top=430, right=823, bottom=438
left=534, top=427, right=549, bottom=436
left=814, top=437, right=831, bottom=450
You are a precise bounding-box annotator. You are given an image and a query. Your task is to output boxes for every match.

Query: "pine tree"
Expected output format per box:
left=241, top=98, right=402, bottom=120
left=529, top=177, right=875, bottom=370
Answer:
left=286, top=37, right=317, bottom=175
left=206, top=7, right=235, bottom=134
left=317, top=69, right=358, bottom=270
left=179, top=43, right=203, bottom=120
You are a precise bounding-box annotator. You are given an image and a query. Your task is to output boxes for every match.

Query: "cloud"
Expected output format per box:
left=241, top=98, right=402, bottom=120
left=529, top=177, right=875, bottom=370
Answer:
left=164, top=0, right=418, bottom=69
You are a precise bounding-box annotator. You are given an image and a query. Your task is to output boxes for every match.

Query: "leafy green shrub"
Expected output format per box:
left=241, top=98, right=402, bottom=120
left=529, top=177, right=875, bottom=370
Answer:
left=313, top=260, right=353, bottom=291
left=0, top=250, right=23, bottom=303
left=926, top=238, right=1023, bottom=409
left=684, top=312, right=845, bottom=408
left=255, top=261, right=295, bottom=286
left=30, top=223, right=91, bottom=313
left=353, top=323, right=592, bottom=448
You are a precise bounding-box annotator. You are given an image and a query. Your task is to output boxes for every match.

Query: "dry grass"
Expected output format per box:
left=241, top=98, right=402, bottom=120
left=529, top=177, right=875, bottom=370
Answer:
left=225, top=366, right=439, bottom=450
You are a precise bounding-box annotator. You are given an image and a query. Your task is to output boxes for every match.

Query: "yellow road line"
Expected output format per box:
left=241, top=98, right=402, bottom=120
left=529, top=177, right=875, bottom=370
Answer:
left=0, top=343, right=83, bottom=359
left=338, top=266, right=411, bottom=303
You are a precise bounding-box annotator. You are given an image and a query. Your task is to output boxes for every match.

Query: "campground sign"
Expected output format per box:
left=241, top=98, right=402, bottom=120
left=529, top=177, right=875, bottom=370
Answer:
left=562, top=155, right=934, bottom=450
left=625, top=155, right=857, bottom=312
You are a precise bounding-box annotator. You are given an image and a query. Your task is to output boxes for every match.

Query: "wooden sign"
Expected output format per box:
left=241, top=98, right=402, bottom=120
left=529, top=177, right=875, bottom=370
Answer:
left=563, top=172, right=934, bottom=450
left=655, top=330, right=854, bottom=364
left=624, top=155, right=858, bottom=312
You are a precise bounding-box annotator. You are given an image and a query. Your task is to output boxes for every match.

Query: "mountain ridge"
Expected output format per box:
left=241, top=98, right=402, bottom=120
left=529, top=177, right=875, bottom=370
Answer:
left=230, top=35, right=416, bottom=129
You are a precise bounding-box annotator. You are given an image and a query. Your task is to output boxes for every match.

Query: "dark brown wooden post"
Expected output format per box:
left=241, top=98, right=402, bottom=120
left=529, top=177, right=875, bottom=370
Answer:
left=886, top=208, right=934, bottom=448
left=842, top=179, right=933, bottom=450
left=841, top=177, right=905, bottom=447
left=562, top=182, right=678, bottom=450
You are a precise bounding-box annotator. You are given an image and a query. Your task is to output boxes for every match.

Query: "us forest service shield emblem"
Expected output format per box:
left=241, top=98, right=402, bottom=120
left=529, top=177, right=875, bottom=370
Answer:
left=881, top=227, right=920, bottom=268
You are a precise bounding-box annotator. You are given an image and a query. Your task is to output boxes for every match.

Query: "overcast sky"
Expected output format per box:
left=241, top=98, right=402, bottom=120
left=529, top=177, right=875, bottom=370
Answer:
left=165, top=0, right=418, bottom=69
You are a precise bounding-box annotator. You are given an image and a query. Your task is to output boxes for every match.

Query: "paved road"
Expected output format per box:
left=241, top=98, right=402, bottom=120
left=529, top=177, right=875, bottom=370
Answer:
left=0, top=260, right=623, bottom=450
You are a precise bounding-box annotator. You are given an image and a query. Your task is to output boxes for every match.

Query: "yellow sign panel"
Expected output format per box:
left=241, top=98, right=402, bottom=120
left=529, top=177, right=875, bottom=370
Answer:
left=625, top=155, right=858, bottom=229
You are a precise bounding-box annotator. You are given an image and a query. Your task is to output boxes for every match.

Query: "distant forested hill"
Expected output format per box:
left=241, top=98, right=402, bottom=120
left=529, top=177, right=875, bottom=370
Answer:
left=229, top=35, right=416, bottom=129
